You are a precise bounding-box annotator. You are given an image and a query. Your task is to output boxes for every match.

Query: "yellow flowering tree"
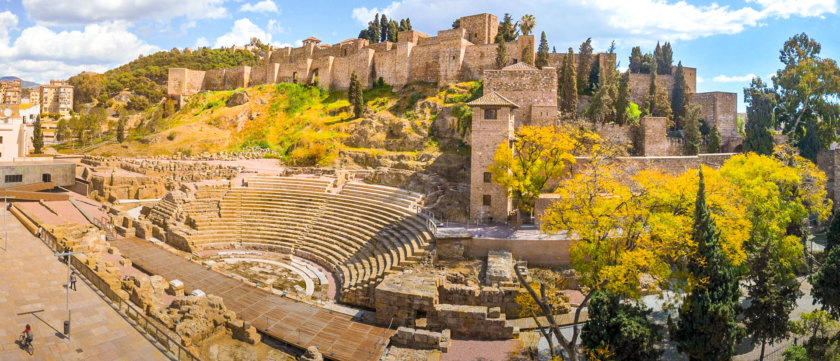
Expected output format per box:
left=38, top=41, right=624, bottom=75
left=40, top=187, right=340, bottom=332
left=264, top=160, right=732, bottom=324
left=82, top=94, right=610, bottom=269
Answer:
left=488, top=125, right=597, bottom=214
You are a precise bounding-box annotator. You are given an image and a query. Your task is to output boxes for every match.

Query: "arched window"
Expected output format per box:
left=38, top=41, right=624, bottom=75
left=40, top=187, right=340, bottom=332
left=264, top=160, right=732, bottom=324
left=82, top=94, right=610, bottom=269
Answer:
left=484, top=108, right=497, bottom=120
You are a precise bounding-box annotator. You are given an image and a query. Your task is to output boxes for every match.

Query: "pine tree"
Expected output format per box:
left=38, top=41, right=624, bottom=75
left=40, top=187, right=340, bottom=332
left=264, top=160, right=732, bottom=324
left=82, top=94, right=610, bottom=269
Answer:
left=577, top=38, right=593, bottom=94
left=495, top=37, right=508, bottom=68
left=496, top=14, right=517, bottom=42
left=581, top=291, right=664, bottom=361
left=370, top=14, right=381, bottom=43
left=117, top=116, right=126, bottom=143
left=630, top=46, right=643, bottom=73
left=535, top=31, right=550, bottom=69
left=744, top=78, right=775, bottom=155
left=653, top=42, right=663, bottom=74
left=560, top=47, right=578, bottom=116
left=708, top=124, right=722, bottom=153
left=683, top=105, right=702, bottom=155
left=645, top=62, right=658, bottom=116
left=744, top=239, right=801, bottom=361
left=660, top=42, right=673, bottom=74
left=671, top=168, right=742, bottom=361
left=379, top=14, right=389, bottom=42
left=672, top=62, right=688, bottom=126
left=32, top=115, right=43, bottom=154
left=615, top=72, right=630, bottom=125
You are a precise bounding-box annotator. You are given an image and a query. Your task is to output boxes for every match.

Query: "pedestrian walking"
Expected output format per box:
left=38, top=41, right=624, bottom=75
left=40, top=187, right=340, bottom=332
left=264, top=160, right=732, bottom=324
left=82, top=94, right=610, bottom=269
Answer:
left=69, top=271, right=77, bottom=291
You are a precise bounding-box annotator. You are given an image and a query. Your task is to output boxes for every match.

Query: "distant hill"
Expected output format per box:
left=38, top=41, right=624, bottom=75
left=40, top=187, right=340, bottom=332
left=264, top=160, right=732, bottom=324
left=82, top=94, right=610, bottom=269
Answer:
left=0, top=76, right=40, bottom=88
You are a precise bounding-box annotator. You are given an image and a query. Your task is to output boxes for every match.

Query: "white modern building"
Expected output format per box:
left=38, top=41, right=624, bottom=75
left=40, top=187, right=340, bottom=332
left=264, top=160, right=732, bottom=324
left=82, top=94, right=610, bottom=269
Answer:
left=0, top=103, right=39, bottom=161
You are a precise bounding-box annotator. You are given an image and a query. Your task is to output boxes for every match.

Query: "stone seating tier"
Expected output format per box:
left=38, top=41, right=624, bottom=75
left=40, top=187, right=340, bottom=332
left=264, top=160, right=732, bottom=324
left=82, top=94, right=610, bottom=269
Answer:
left=177, top=177, right=432, bottom=302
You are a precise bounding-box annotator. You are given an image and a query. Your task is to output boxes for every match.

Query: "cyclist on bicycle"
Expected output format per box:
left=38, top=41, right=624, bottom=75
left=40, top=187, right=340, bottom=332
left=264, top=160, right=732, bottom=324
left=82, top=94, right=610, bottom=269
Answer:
left=21, top=324, right=32, bottom=345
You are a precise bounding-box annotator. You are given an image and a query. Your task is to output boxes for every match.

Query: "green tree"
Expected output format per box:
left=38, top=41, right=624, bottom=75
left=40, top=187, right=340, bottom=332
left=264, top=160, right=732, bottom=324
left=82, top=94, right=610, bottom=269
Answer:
left=536, top=32, right=550, bottom=69
left=519, top=14, right=535, bottom=36
left=495, top=37, right=509, bottom=68
left=789, top=310, right=840, bottom=359
left=683, top=105, right=702, bottom=155
left=744, top=238, right=801, bottom=361
left=577, top=38, right=593, bottom=94
left=774, top=33, right=840, bottom=157
left=560, top=48, right=578, bottom=116
left=812, top=247, right=840, bottom=319
left=629, top=46, right=643, bottom=73
left=656, top=42, right=673, bottom=75
left=827, top=210, right=840, bottom=252
left=744, top=77, right=776, bottom=155
left=671, top=169, right=742, bottom=361
left=32, top=115, right=43, bottom=154
left=349, top=72, right=365, bottom=118
left=117, top=116, right=127, bottom=143
left=644, top=61, right=657, bottom=115
left=615, top=72, right=630, bottom=125
left=708, top=125, right=722, bottom=153
left=379, top=14, right=389, bottom=42
left=587, top=65, right=618, bottom=124
left=581, top=291, right=663, bottom=361
left=671, top=62, right=688, bottom=126
left=799, top=121, right=821, bottom=162
left=496, top=14, right=518, bottom=42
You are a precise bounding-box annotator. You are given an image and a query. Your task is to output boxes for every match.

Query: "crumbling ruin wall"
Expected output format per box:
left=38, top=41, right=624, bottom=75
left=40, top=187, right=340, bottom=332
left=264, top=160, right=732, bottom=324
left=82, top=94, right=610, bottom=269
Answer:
left=437, top=283, right=522, bottom=317
left=375, top=273, right=439, bottom=327
left=427, top=304, right=516, bottom=339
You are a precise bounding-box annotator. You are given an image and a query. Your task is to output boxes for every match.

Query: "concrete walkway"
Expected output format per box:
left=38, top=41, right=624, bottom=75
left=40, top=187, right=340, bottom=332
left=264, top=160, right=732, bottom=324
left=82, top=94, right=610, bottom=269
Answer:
left=0, top=209, right=168, bottom=361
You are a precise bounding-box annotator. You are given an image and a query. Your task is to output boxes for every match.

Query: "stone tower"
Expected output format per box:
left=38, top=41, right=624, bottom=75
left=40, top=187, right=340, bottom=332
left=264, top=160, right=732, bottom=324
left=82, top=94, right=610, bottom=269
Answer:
left=467, top=92, right=518, bottom=223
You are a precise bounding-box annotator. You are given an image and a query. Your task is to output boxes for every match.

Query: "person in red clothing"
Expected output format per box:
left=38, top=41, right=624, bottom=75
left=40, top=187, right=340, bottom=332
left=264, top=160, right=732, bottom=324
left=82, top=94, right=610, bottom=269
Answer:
left=21, top=324, right=32, bottom=345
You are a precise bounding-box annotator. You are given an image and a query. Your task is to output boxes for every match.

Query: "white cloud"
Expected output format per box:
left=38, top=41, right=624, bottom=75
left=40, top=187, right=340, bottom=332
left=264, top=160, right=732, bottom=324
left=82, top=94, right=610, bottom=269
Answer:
left=697, top=76, right=705, bottom=83
left=0, top=16, right=158, bottom=82
left=352, top=0, right=838, bottom=45
left=240, top=0, right=279, bottom=13
left=267, top=19, right=285, bottom=34
left=214, top=18, right=271, bottom=48
left=22, top=0, right=227, bottom=25
left=194, top=36, right=210, bottom=49
left=712, top=73, right=758, bottom=82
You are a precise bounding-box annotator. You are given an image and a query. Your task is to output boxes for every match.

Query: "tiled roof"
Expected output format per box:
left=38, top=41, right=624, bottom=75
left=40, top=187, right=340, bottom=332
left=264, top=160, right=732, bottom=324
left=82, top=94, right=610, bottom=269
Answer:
left=502, top=62, right=537, bottom=70
left=303, top=36, right=322, bottom=43
left=466, top=91, right=519, bottom=108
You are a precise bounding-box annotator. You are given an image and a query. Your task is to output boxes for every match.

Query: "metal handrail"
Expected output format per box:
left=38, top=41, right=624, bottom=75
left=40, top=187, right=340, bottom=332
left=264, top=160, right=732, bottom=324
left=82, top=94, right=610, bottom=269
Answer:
left=37, top=230, right=201, bottom=361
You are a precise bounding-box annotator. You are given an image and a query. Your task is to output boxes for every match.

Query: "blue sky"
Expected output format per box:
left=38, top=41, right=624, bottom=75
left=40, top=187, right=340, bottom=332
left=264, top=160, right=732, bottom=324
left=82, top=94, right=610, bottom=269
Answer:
left=1, top=0, right=838, bottom=111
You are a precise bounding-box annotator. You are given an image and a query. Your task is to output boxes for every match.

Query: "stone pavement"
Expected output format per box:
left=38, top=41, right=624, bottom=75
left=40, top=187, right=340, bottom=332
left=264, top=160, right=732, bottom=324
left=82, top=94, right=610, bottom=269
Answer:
left=0, top=208, right=168, bottom=361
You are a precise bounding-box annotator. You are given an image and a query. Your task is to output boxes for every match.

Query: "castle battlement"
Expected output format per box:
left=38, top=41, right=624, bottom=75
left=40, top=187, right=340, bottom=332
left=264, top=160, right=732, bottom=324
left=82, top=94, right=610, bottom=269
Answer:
left=167, top=13, right=612, bottom=101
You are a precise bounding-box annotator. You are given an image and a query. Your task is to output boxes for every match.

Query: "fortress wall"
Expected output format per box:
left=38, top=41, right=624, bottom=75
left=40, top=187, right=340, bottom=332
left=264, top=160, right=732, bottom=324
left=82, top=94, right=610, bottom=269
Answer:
left=484, top=67, right=557, bottom=127
left=461, top=44, right=499, bottom=80
left=368, top=41, right=394, bottom=53
left=289, top=43, right=315, bottom=62
left=438, top=39, right=469, bottom=85
left=398, top=30, right=429, bottom=44
left=203, top=68, right=227, bottom=91
left=223, top=66, right=250, bottom=89
left=309, top=56, right=334, bottom=87
left=459, top=13, right=498, bottom=45
left=167, top=68, right=206, bottom=97
left=628, top=73, right=676, bottom=106
left=330, top=49, right=374, bottom=90
left=277, top=58, right=311, bottom=84
left=409, top=42, right=444, bottom=84
left=268, top=48, right=291, bottom=64
left=641, top=116, right=670, bottom=156
left=818, top=149, right=840, bottom=209
left=513, top=35, right=536, bottom=64
left=373, top=42, right=413, bottom=87
left=691, top=92, right=738, bottom=137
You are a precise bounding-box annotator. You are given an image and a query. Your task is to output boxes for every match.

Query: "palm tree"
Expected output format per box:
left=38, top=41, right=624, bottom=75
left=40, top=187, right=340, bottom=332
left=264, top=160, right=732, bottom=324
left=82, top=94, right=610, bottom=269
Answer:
left=519, top=14, right=536, bottom=36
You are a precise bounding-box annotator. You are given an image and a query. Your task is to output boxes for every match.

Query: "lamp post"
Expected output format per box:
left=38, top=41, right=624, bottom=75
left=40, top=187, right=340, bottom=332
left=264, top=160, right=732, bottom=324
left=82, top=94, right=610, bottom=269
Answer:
left=54, top=250, right=83, bottom=340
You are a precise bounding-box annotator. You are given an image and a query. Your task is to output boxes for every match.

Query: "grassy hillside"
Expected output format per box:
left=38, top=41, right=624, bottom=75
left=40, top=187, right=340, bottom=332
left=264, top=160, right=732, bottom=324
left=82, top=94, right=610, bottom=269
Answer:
left=87, top=81, right=482, bottom=166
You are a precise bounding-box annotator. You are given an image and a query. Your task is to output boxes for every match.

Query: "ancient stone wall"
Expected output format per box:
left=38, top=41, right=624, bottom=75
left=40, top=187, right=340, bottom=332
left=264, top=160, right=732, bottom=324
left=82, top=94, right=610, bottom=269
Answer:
left=459, top=13, right=498, bottom=45
left=484, top=66, right=557, bottom=127
left=375, top=273, right=439, bottom=327
left=427, top=304, right=516, bottom=339
left=436, top=283, right=522, bottom=317
left=691, top=91, right=742, bottom=151
left=641, top=116, right=669, bottom=156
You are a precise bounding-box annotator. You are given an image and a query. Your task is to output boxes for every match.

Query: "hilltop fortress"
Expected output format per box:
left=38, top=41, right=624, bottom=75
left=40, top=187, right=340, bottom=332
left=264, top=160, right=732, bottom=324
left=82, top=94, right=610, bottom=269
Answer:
left=167, top=13, right=735, bottom=141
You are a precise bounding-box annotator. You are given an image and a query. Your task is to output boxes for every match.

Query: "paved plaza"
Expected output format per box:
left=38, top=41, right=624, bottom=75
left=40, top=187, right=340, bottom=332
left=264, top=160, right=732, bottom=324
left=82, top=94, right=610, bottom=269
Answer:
left=0, top=209, right=167, bottom=361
